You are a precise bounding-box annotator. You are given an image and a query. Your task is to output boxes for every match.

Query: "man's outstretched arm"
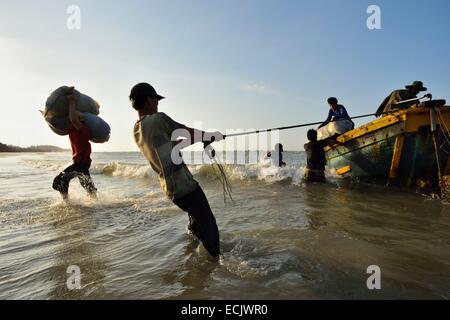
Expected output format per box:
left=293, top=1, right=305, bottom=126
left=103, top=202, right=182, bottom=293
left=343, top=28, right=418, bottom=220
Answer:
left=164, top=113, right=223, bottom=148
left=184, top=127, right=223, bottom=146
left=376, top=95, right=390, bottom=117
left=318, top=110, right=332, bottom=129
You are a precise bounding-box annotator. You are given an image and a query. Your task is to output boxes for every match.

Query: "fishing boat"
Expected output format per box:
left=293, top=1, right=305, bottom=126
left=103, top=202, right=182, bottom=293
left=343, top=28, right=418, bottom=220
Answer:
left=325, top=98, right=450, bottom=196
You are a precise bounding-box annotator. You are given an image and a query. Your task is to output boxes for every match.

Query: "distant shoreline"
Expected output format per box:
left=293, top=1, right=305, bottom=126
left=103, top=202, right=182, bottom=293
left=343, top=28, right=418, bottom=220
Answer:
left=0, top=142, right=68, bottom=153
left=0, top=143, right=305, bottom=153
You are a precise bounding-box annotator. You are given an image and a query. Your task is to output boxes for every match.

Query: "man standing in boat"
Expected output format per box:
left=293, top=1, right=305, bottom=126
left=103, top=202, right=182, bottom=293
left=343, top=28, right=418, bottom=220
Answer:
left=375, top=81, right=428, bottom=117
left=318, top=97, right=355, bottom=130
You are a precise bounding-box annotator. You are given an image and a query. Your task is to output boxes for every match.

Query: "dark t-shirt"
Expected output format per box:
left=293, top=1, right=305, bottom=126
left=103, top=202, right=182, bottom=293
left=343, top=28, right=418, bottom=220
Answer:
left=304, top=140, right=329, bottom=170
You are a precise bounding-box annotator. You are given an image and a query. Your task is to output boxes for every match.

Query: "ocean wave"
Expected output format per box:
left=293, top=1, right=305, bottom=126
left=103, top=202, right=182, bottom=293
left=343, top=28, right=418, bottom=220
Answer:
left=91, top=162, right=154, bottom=178
left=93, top=162, right=341, bottom=185
left=22, top=159, right=338, bottom=185
left=21, top=159, right=70, bottom=172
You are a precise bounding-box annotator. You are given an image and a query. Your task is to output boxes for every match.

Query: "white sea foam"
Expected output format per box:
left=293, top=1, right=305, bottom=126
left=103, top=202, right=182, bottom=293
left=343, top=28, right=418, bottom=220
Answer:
left=22, top=158, right=338, bottom=185
left=92, top=162, right=154, bottom=178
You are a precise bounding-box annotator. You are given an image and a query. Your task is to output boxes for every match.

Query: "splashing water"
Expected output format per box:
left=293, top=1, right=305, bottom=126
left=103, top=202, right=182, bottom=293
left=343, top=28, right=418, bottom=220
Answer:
left=1, top=151, right=449, bottom=299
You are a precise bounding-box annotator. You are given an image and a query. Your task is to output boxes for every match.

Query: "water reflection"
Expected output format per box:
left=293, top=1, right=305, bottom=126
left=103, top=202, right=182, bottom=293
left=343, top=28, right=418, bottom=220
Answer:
left=47, top=203, right=107, bottom=299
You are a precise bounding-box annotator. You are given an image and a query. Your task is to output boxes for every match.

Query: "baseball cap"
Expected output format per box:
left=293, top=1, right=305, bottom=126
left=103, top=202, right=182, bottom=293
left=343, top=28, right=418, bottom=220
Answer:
left=129, top=83, right=165, bottom=103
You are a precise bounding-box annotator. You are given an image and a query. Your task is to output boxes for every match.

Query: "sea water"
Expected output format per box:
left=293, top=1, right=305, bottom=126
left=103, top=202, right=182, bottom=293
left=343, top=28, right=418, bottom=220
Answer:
left=0, top=151, right=449, bottom=299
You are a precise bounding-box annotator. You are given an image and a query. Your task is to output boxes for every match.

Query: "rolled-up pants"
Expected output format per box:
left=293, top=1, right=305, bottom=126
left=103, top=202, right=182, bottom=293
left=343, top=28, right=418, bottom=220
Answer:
left=52, top=163, right=97, bottom=196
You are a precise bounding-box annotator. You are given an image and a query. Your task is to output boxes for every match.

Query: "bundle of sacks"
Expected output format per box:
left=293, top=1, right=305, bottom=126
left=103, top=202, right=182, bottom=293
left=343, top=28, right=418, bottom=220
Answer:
left=41, top=86, right=110, bottom=143
left=317, top=119, right=353, bottom=141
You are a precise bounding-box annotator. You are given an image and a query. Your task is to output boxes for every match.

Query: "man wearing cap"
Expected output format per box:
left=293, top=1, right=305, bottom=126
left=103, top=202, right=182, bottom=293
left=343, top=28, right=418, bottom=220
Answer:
left=375, top=81, right=428, bottom=117
left=129, top=82, right=223, bottom=258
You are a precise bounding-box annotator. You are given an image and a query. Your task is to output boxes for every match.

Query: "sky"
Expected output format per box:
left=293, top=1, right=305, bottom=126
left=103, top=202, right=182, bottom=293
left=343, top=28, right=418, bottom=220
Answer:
left=0, top=0, right=449, bottom=151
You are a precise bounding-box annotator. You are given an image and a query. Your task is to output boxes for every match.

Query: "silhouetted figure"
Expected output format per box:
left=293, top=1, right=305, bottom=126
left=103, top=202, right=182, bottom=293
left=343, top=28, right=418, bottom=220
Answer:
left=52, top=89, right=97, bottom=199
left=266, top=143, right=286, bottom=167
left=304, top=129, right=330, bottom=183
left=376, top=81, right=428, bottom=117
left=130, top=82, right=223, bottom=258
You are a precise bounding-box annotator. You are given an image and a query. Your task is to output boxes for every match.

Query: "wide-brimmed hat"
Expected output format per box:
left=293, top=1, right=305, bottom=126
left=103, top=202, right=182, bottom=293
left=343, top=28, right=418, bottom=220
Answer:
left=405, top=81, right=427, bottom=92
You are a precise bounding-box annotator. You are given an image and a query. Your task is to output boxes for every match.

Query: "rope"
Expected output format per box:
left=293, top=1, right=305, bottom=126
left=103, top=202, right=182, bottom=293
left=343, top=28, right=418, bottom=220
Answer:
left=436, top=108, right=450, bottom=146
left=204, top=146, right=234, bottom=203
left=223, top=94, right=433, bottom=139
left=223, top=112, right=380, bottom=138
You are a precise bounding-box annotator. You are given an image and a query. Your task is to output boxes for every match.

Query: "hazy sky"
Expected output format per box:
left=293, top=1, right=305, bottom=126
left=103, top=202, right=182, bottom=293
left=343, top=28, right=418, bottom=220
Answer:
left=1, top=0, right=449, bottom=151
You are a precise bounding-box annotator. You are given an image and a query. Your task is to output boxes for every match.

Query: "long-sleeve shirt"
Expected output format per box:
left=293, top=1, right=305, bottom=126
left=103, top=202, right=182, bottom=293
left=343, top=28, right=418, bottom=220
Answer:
left=375, top=89, right=418, bottom=117
left=319, top=105, right=354, bottom=129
